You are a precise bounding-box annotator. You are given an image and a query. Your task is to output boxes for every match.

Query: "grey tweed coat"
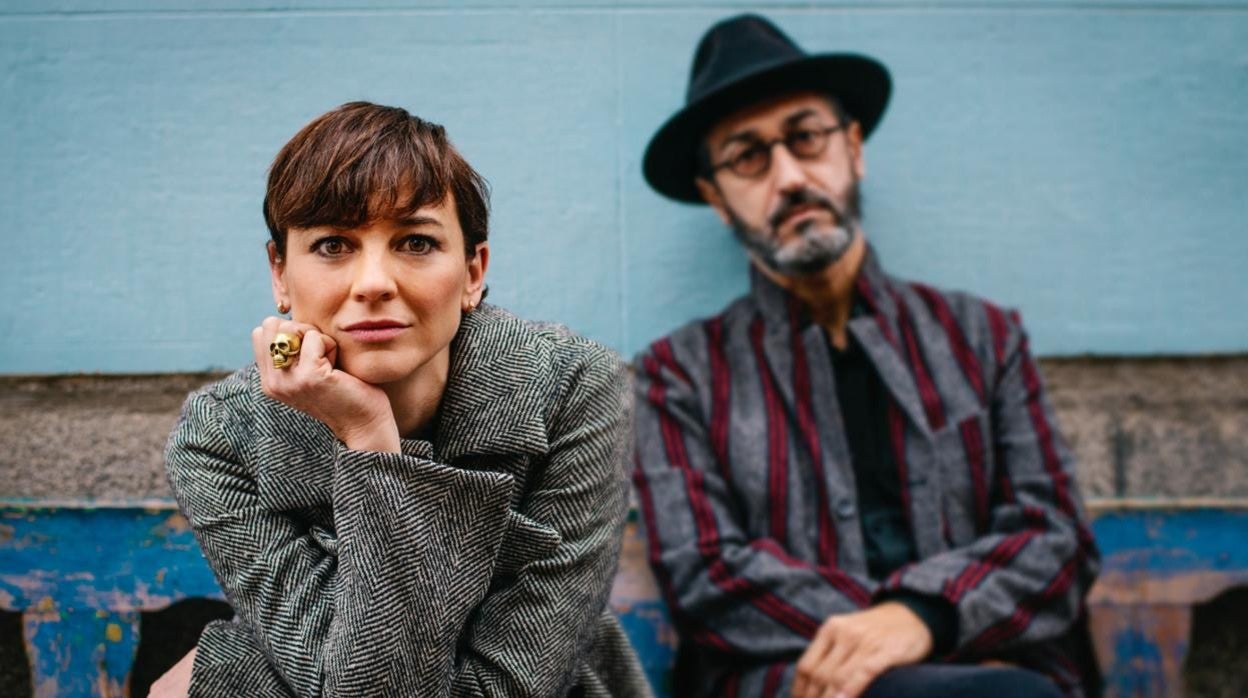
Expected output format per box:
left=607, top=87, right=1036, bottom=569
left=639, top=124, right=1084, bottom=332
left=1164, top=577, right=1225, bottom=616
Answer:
left=166, top=304, right=652, bottom=698
left=632, top=249, right=1100, bottom=697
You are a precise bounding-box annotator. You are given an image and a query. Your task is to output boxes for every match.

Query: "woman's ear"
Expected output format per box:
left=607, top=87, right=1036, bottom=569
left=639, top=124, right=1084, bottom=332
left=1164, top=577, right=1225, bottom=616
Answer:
left=465, top=242, right=489, bottom=305
left=267, top=241, right=289, bottom=312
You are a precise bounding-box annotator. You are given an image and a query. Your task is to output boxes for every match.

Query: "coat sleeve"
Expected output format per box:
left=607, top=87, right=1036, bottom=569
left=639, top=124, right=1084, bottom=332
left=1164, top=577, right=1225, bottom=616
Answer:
left=632, top=338, right=876, bottom=660
left=877, top=309, right=1100, bottom=656
left=166, top=351, right=633, bottom=697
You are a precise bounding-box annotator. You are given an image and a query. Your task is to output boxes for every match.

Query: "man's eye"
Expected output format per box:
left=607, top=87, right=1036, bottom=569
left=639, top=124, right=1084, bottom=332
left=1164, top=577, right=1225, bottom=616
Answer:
left=734, top=145, right=768, bottom=169
left=790, top=129, right=818, bottom=144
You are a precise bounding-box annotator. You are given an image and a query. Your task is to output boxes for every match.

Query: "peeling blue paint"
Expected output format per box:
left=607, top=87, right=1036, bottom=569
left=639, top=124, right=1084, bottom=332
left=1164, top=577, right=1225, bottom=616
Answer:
left=3, top=503, right=1247, bottom=696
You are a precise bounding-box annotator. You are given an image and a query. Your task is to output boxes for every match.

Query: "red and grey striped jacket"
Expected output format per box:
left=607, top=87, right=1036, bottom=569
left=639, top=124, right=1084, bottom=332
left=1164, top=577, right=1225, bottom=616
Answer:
left=632, top=248, right=1100, bottom=697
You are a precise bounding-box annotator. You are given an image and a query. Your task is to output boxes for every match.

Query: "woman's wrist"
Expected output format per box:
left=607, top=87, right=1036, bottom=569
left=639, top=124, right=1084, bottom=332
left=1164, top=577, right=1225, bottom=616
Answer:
left=336, top=414, right=402, bottom=454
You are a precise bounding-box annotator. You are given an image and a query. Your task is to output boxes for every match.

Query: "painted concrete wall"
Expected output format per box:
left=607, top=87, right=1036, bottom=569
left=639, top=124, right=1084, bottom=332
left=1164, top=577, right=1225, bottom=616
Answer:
left=2, top=1, right=1246, bottom=373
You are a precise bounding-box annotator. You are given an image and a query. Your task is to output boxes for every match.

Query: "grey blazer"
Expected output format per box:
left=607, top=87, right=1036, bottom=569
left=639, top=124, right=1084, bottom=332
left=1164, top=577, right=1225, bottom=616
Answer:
left=166, top=304, right=652, bottom=697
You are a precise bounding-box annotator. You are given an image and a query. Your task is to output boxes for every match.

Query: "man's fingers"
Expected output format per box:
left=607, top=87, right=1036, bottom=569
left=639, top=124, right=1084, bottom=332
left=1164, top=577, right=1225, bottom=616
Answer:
left=835, top=646, right=890, bottom=698
left=794, top=621, right=838, bottom=698
left=821, top=627, right=857, bottom=684
left=838, top=667, right=877, bottom=698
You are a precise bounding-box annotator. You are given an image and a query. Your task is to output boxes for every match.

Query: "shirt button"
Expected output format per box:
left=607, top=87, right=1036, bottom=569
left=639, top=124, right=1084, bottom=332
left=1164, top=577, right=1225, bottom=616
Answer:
left=835, top=498, right=856, bottom=518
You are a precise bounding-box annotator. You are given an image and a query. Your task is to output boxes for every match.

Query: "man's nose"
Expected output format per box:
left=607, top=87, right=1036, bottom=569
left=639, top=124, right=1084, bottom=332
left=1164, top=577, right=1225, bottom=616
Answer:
left=769, top=142, right=807, bottom=193
left=352, top=250, right=398, bottom=302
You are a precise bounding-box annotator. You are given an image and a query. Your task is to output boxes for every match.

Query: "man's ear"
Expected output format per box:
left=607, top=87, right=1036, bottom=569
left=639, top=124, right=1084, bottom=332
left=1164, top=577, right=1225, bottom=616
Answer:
left=267, top=241, right=289, bottom=310
left=847, top=120, right=866, bottom=180
left=695, top=177, right=733, bottom=227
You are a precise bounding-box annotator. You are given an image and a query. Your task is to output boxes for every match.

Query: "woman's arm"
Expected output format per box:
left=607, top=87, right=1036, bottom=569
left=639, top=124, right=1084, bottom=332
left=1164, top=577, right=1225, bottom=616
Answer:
left=169, top=345, right=634, bottom=697
left=167, top=385, right=516, bottom=697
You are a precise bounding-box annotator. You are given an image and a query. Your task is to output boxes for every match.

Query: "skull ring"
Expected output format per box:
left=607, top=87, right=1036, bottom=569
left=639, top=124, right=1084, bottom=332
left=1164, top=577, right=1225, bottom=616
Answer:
left=270, top=332, right=302, bottom=370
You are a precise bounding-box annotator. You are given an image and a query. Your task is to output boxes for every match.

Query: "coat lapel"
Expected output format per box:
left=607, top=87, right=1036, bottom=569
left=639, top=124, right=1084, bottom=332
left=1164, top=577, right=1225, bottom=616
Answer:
left=849, top=250, right=933, bottom=440
left=435, top=305, right=550, bottom=463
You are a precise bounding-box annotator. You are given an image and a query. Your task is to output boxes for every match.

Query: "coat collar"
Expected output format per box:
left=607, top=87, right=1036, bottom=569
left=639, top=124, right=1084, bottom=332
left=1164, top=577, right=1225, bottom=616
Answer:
left=748, top=245, right=933, bottom=438
left=252, top=303, right=551, bottom=511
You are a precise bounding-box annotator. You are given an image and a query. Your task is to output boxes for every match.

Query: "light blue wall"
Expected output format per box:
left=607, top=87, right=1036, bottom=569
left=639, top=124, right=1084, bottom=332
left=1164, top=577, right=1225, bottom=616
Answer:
left=2, top=2, right=1246, bottom=373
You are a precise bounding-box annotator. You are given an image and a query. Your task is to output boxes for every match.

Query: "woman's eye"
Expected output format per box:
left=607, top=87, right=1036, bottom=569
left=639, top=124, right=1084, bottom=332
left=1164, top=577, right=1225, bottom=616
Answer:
left=401, top=235, right=438, bottom=255
left=312, top=237, right=349, bottom=256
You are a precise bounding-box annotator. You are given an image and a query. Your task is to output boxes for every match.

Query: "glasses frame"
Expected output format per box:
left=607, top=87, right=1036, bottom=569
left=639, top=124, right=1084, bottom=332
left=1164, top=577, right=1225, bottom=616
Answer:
left=708, top=123, right=846, bottom=179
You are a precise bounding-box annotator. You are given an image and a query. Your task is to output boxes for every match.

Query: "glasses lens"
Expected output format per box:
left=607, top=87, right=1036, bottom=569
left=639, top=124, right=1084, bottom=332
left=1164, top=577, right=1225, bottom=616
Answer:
left=787, top=128, right=829, bottom=158
left=733, top=143, right=770, bottom=177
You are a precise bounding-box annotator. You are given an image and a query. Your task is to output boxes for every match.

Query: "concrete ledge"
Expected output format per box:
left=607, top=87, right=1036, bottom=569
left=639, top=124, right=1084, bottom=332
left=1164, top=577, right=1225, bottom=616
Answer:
left=2, top=356, right=1246, bottom=500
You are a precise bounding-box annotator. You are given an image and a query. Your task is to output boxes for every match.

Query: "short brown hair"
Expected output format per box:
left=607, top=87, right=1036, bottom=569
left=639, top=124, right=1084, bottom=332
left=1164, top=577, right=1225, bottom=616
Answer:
left=264, top=101, right=490, bottom=257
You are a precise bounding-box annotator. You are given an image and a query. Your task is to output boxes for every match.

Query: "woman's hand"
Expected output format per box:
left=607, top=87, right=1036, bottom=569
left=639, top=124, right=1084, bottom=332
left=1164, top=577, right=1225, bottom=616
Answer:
left=148, top=647, right=194, bottom=697
left=252, top=317, right=401, bottom=453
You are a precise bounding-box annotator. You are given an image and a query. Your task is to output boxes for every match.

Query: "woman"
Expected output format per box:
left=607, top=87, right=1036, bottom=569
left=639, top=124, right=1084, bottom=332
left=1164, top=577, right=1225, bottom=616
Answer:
left=155, top=102, right=650, bottom=697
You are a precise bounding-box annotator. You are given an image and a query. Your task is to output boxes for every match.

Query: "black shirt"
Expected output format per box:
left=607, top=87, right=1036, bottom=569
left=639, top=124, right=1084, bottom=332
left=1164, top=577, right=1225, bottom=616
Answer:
left=829, top=324, right=957, bottom=654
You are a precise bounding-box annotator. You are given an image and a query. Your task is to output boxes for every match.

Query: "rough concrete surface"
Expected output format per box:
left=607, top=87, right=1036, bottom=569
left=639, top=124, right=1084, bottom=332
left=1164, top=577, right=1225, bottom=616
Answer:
left=1, top=357, right=1245, bottom=501
left=0, top=373, right=221, bottom=501
left=1042, top=356, right=1248, bottom=499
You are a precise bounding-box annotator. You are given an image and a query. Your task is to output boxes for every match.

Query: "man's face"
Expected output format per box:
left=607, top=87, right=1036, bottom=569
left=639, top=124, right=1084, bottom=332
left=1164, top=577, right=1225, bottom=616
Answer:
left=696, top=91, right=865, bottom=277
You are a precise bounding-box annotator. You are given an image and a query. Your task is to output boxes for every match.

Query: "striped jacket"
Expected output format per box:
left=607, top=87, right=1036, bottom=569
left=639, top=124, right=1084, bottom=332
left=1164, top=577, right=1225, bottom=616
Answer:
left=632, top=249, right=1100, bottom=696
left=166, top=304, right=652, bottom=697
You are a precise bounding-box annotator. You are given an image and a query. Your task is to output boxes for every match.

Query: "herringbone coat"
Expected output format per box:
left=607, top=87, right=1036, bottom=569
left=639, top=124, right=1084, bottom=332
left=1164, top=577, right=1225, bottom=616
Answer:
left=166, top=304, right=652, bottom=697
left=632, top=249, right=1100, bottom=696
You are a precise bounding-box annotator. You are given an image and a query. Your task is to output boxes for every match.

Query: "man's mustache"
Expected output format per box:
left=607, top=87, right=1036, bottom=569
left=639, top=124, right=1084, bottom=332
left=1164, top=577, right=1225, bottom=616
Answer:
left=768, top=188, right=846, bottom=230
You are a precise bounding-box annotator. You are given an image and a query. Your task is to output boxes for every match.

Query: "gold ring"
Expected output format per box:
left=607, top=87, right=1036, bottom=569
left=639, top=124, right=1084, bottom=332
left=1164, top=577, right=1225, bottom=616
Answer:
left=270, top=332, right=302, bottom=370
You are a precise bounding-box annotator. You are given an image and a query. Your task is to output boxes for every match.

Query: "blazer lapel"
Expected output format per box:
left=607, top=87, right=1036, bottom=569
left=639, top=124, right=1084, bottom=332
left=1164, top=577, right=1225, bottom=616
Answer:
left=849, top=251, right=933, bottom=440
left=750, top=267, right=802, bottom=426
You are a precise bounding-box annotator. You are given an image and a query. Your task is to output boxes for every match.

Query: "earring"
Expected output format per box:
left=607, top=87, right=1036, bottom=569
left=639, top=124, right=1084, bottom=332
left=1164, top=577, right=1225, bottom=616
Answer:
left=277, top=301, right=290, bottom=314
left=465, top=300, right=477, bottom=313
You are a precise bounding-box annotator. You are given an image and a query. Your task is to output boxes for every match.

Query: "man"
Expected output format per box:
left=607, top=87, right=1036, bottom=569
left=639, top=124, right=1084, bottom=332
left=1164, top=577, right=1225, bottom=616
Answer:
left=632, top=14, right=1101, bottom=698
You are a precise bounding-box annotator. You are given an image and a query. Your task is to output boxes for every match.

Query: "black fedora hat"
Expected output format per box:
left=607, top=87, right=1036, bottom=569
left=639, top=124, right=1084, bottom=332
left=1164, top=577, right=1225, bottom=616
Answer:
left=643, top=14, right=891, bottom=204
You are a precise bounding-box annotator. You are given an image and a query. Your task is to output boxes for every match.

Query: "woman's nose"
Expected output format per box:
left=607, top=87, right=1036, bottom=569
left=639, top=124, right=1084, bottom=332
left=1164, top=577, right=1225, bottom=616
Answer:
left=351, top=251, right=398, bottom=302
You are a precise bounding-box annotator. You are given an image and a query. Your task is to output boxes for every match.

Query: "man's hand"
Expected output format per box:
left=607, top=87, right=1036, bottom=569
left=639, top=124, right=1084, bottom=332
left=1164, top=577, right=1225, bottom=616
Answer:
left=791, top=602, right=932, bottom=698
left=148, top=647, right=195, bottom=697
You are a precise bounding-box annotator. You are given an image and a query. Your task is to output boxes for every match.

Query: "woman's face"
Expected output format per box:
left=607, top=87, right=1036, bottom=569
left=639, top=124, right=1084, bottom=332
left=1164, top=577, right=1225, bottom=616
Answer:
left=269, top=194, right=487, bottom=386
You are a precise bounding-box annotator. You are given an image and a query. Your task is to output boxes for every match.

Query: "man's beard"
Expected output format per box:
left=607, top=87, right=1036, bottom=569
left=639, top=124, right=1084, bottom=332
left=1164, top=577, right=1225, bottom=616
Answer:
left=726, top=181, right=862, bottom=277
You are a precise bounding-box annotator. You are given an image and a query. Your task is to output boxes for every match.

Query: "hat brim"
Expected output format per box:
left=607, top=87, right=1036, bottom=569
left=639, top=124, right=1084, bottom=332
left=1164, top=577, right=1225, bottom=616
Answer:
left=642, top=53, right=891, bottom=205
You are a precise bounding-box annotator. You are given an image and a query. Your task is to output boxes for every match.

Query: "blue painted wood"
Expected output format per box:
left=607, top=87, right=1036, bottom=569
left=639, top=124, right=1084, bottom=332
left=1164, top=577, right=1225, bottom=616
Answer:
left=0, top=505, right=224, bottom=613
left=22, top=609, right=140, bottom=697
left=1, top=5, right=1246, bottom=374
left=1087, top=508, right=1248, bottom=698
left=1092, top=508, right=1248, bottom=573
left=2, top=502, right=1246, bottom=696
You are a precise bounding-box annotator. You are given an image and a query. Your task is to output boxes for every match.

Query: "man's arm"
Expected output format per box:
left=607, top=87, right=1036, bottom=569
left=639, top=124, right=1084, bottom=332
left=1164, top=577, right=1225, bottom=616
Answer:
left=877, top=307, right=1100, bottom=655
left=633, top=337, right=877, bottom=658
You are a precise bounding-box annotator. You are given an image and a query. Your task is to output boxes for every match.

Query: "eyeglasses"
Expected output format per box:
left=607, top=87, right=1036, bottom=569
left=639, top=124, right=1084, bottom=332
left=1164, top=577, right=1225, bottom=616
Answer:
left=709, top=124, right=845, bottom=178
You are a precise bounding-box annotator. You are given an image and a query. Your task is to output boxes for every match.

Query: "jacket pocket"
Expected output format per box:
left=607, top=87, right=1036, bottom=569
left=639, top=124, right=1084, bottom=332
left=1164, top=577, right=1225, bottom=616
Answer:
left=933, top=410, right=992, bottom=545
left=494, top=509, right=563, bottom=577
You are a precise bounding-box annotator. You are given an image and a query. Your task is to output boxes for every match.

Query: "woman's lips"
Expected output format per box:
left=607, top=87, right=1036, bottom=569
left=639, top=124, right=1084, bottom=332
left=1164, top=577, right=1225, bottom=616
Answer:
left=343, top=322, right=409, bottom=343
